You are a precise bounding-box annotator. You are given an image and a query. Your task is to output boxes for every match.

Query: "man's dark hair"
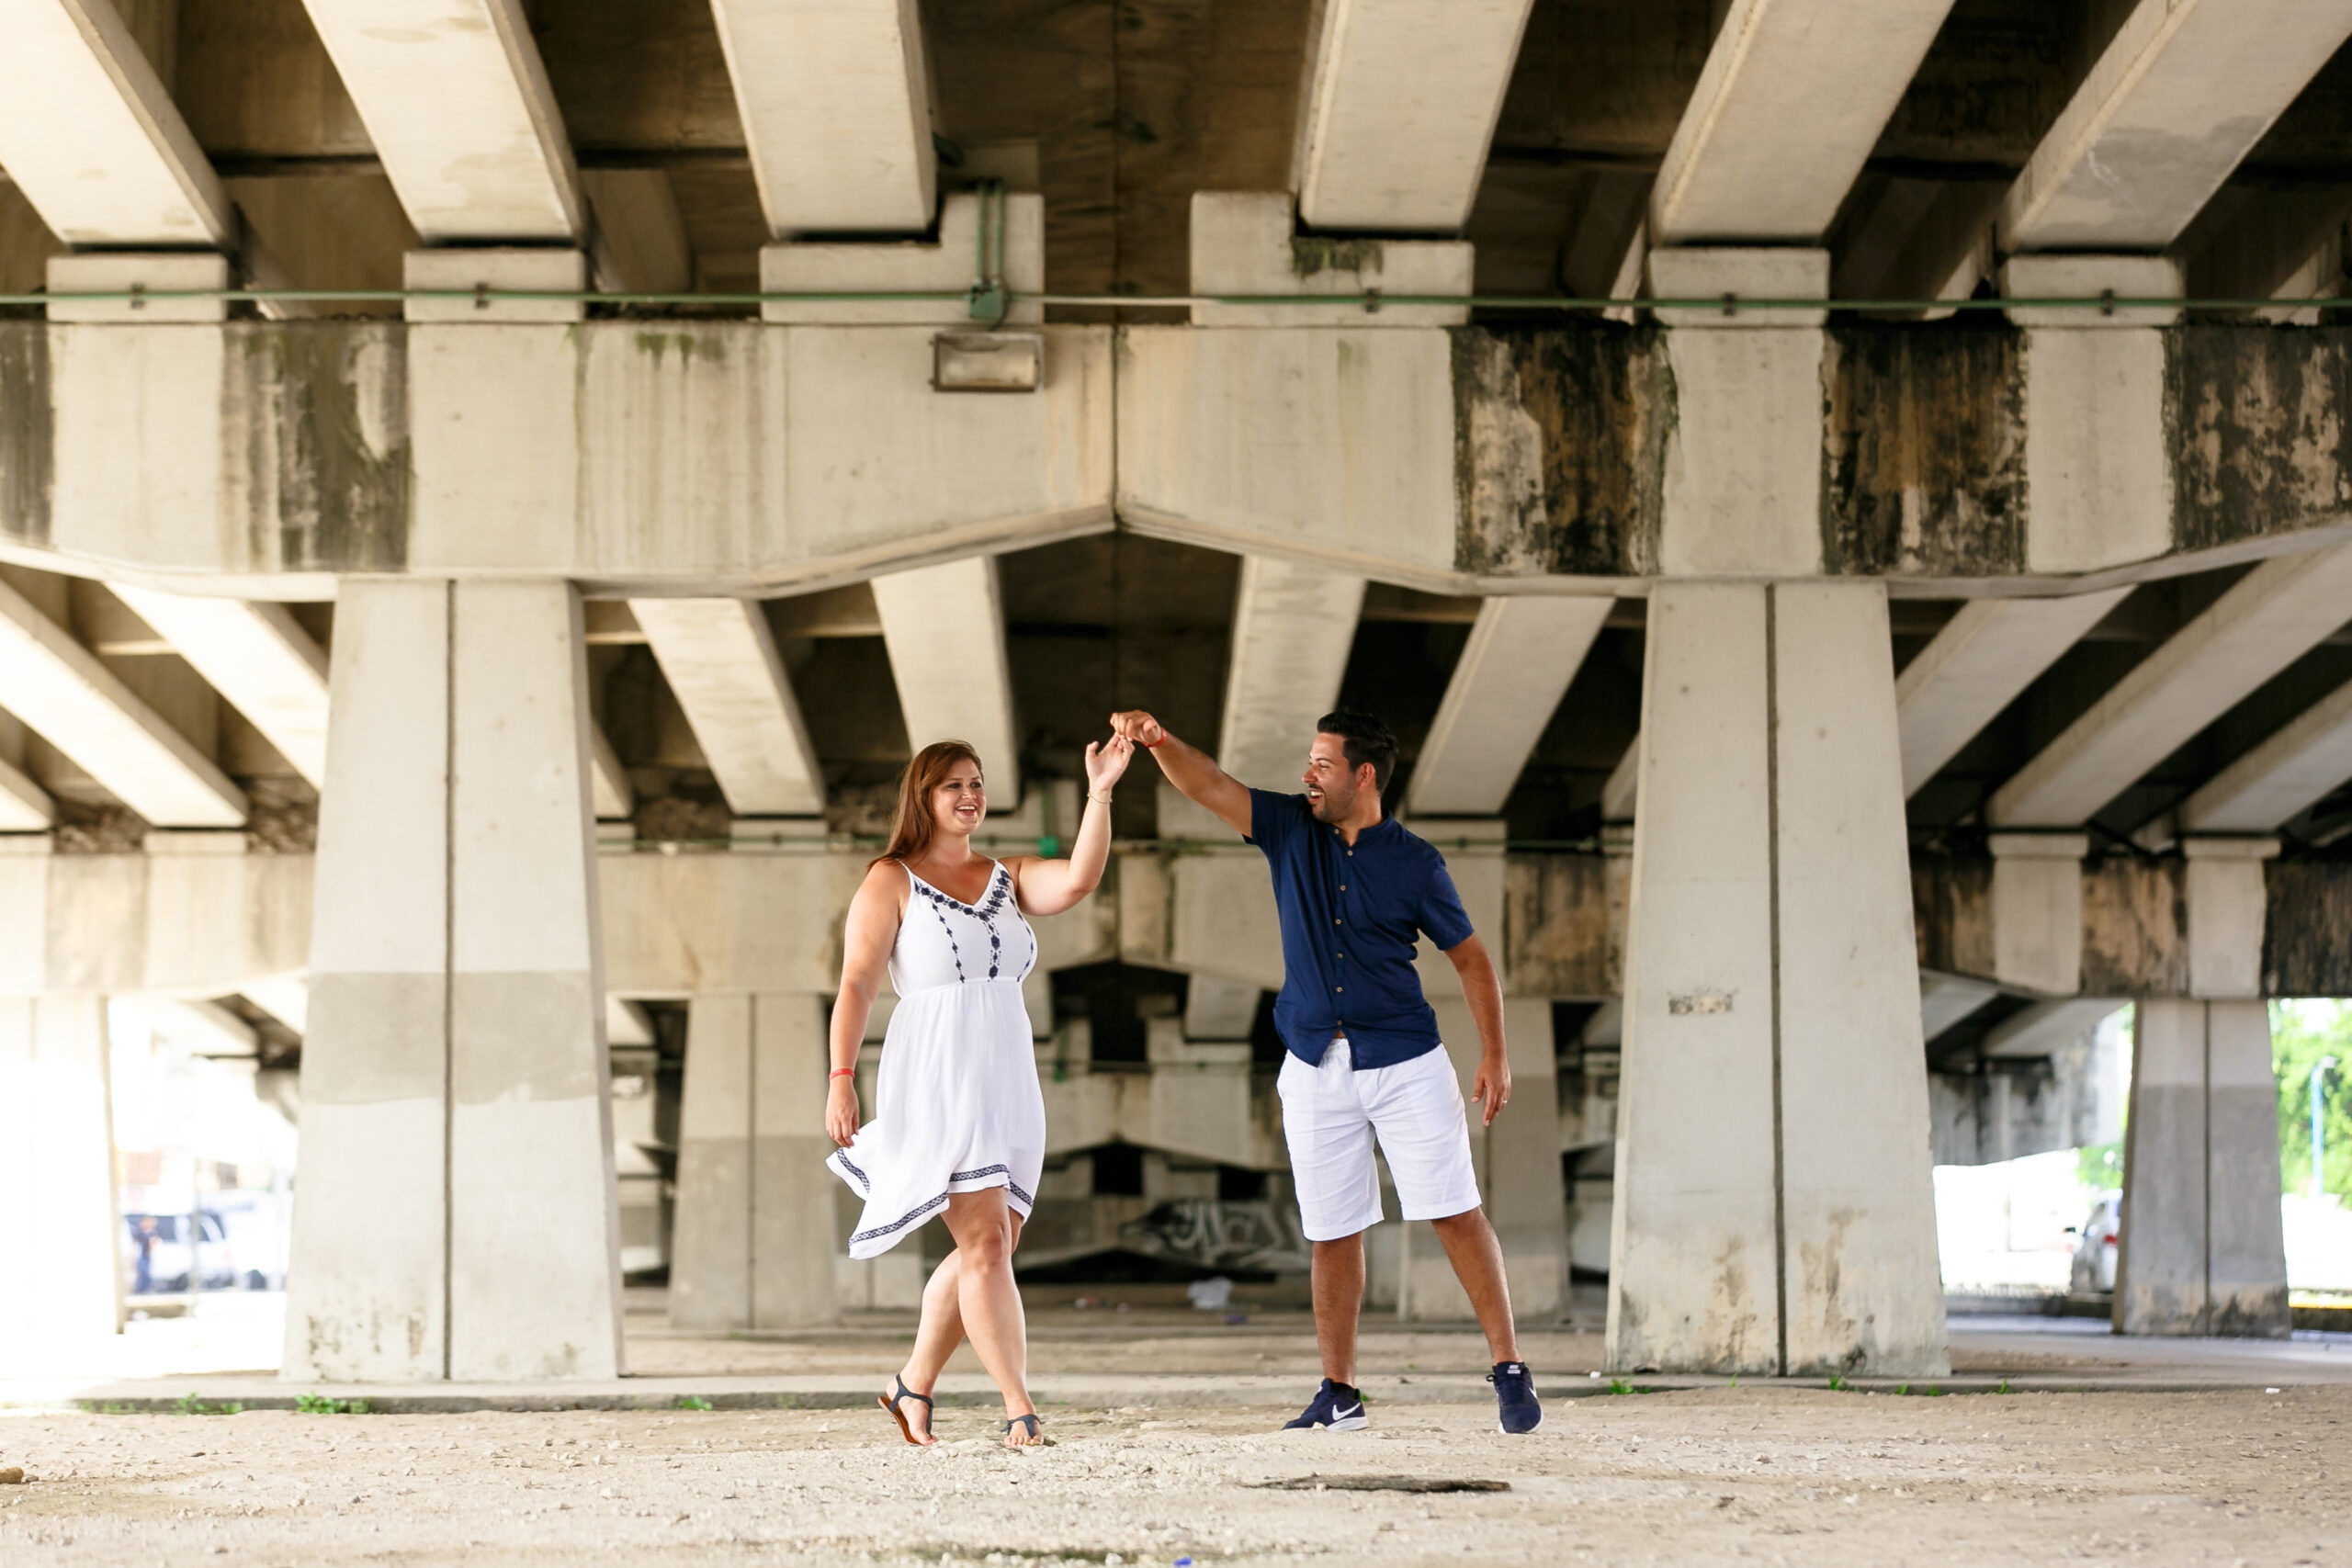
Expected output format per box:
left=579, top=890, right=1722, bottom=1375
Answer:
left=1316, top=709, right=1398, bottom=794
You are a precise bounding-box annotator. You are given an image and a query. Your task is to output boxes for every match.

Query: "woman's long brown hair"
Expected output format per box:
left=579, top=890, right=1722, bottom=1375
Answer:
left=873, top=739, right=984, bottom=868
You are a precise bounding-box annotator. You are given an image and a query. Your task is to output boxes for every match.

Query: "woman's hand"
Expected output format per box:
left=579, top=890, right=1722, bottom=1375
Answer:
left=1083, top=733, right=1135, bottom=797
left=827, top=1077, right=860, bottom=1146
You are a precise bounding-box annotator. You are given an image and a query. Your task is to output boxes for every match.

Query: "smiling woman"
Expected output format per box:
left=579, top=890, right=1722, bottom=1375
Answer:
left=822, top=734, right=1135, bottom=1450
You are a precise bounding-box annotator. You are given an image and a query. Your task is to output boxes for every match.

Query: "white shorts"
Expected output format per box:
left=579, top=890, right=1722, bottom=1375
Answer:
left=1276, top=1036, right=1482, bottom=1243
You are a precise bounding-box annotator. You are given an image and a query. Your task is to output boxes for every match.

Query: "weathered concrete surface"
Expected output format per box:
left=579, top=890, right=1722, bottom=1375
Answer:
left=7, top=320, right=2352, bottom=589
left=2117, top=998, right=2290, bottom=1338
left=670, top=994, right=839, bottom=1331
left=285, top=579, right=622, bottom=1385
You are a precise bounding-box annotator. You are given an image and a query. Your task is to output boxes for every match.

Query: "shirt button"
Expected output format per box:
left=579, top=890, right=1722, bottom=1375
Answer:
left=1333, top=918, right=1341, bottom=926
left=1339, top=884, right=1347, bottom=892
left=1335, top=985, right=1344, bottom=993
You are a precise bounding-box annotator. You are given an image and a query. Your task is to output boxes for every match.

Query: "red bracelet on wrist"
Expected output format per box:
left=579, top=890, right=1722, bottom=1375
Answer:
left=829, top=1068, right=854, bottom=1080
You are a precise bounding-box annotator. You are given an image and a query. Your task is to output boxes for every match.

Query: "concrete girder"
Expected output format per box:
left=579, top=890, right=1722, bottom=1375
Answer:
left=1987, top=544, right=2352, bottom=829
left=1981, top=998, right=2126, bottom=1060
left=243, top=973, right=311, bottom=1036
left=706, top=0, right=936, bottom=237
left=297, top=0, right=583, bottom=243
left=1918, top=971, right=2000, bottom=1042
left=872, top=556, right=1023, bottom=806
left=1406, top=595, right=1611, bottom=818
left=0, top=747, right=53, bottom=830
left=628, top=597, right=824, bottom=818
left=107, top=585, right=332, bottom=789
left=0, top=576, right=246, bottom=829
left=1217, top=556, right=1364, bottom=792
left=1998, top=0, right=2352, bottom=257
left=1293, top=0, right=1536, bottom=233
left=604, top=995, right=654, bottom=1048
left=133, top=995, right=260, bottom=1056
left=2171, top=677, right=2352, bottom=837
left=1894, top=591, right=2133, bottom=797
left=588, top=724, right=634, bottom=822
left=581, top=169, right=693, bottom=296
left=0, top=0, right=232, bottom=248
left=1648, top=0, right=1959, bottom=247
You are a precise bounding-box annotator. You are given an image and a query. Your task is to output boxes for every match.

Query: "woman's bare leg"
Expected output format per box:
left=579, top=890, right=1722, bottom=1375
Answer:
left=943, top=1190, right=1037, bottom=1445
left=888, top=1253, right=963, bottom=1446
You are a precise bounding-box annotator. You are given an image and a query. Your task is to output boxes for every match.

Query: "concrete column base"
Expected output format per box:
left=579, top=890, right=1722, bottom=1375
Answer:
left=285, top=579, right=622, bottom=1382
left=1609, top=581, right=1947, bottom=1377
left=671, top=994, right=841, bottom=1330
left=2116, top=999, right=2290, bottom=1337
left=0, top=996, right=119, bottom=1340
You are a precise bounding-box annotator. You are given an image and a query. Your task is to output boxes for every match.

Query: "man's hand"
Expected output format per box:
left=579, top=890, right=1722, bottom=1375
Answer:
left=1109, top=710, right=1167, bottom=748
left=1471, top=1051, right=1511, bottom=1126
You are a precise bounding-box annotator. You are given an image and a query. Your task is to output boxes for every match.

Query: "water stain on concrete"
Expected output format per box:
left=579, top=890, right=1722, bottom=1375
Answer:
left=1451, top=323, right=1668, bottom=578
left=0, top=321, right=52, bottom=547
left=1820, top=317, right=2025, bottom=578
left=2167, top=323, right=2352, bottom=555
left=228, top=324, right=409, bottom=572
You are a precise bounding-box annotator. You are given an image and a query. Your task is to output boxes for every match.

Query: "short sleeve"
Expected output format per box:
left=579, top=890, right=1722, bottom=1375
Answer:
left=1416, top=855, right=1476, bottom=951
left=1247, top=788, right=1306, bottom=853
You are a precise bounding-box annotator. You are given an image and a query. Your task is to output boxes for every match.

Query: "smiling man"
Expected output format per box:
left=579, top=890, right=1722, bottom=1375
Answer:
left=1108, top=707, right=1541, bottom=1436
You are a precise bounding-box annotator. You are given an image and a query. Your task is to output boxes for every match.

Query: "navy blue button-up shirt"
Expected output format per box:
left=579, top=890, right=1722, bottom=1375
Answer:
left=1246, top=788, right=1475, bottom=1070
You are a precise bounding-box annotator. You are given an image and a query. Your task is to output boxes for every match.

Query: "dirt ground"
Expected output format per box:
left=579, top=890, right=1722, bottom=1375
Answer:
left=3, top=1384, right=2346, bottom=1566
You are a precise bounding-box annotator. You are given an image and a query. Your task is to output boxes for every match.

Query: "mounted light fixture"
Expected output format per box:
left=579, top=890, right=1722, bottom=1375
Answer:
left=931, top=330, right=1044, bottom=392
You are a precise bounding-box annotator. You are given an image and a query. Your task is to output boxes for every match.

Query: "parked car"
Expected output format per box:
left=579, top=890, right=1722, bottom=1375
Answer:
left=2068, top=1190, right=2122, bottom=1295
left=121, top=1213, right=241, bottom=1295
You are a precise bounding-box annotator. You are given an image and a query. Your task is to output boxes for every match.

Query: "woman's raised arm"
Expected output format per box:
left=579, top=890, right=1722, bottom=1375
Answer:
left=1010, top=736, right=1132, bottom=918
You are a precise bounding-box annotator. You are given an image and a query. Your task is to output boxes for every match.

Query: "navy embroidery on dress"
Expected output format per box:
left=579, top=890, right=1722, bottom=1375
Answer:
left=849, top=1167, right=1034, bottom=1246
left=834, top=1151, right=871, bottom=1192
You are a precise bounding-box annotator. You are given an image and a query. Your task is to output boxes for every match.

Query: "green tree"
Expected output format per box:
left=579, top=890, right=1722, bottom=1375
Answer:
left=2272, top=999, right=2352, bottom=1200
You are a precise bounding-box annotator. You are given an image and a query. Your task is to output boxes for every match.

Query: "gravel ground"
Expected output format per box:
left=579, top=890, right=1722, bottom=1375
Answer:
left=3, top=1386, right=2346, bottom=1565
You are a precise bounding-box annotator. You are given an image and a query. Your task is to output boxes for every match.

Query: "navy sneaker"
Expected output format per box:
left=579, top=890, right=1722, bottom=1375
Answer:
left=1489, top=1361, right=1542, bottom=1434
left=1283, top=1377, right=1369, bottom=1432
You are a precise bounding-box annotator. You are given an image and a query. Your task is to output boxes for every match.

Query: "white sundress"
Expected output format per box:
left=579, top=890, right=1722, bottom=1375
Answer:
left=828, top=860, right=1045, bottom=1259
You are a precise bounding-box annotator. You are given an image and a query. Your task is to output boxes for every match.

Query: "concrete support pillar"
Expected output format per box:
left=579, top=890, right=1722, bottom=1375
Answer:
left=1396, top=819, right=1567, bottom=1324
left=670, top=993, right=841, bottom=1330
left=285, top=578, right=622, bottom=1382
left=0, top=995, right=120, bottom=1340
left=1610, top=581, right=1947, bottom=1377
left=2116, top=999, right=2289, bottom=1337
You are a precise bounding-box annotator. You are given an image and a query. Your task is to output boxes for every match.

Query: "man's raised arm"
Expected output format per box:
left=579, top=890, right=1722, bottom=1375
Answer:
left=1109, top=710, right=1252, bottom=837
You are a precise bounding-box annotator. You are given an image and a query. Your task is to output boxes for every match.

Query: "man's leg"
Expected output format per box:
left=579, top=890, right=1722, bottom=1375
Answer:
left=1311, top=1233, right=1366, bottom=1386
left=1430, top=1206, right=1521, bottom=1366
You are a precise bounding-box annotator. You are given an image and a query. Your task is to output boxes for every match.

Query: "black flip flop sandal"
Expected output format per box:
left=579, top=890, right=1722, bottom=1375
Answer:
left=879, top=1377, right=935, bottom=1446
left=1001, top=1413, right=1046, bottom=1447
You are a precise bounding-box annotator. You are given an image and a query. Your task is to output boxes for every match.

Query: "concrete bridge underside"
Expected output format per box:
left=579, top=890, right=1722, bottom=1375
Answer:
left=8, top=0, right=2352, bottom=1378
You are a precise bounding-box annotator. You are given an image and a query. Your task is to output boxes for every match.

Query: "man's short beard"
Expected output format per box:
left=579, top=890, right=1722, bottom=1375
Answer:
left=1308, top=784, right=1351, bottom=823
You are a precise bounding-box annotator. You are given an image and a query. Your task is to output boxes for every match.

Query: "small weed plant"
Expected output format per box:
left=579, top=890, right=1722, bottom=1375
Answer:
left=296, top=1393, right=370, bottom=1415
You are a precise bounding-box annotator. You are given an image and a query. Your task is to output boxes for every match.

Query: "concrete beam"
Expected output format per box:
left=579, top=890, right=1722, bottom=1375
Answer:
left=1407, top=596, right=1610, bottom=818
left=0, top=576, right=245, bottom=829
left=605, top=995, right=653, bottom=1048
left=1988, top=545, right=2352, bottom=829
left=628, top=598, right=823, bottom=818
left=872, top=558, right=1023, bottom=806
left=582, top=168, right=692, bottom=296
left=298, top=0, right=582, bottom=243
left=707, top=0, right=935, bottom=236
left=1649, top=0, right=1959, bottom=245
left=243, top=974, right=310, bottom=1036
left=0, top=0, right=232, bottom=247
left=107, top=585, right=332, bottom=789
left=135, top=996, right=260, bottom=1056
left=1918, top=971, right=1999, bottom=1042
left=2175, top=679, right=2352, bottom=836
left=1999, top=0, right=2352, bottom=254
left=1293, top=0, right=1536, bottom=232
left=1894, top=590, right=2132, bottom=796
left=1217, top=557, right=1364, bottom=791
left=589, top=724, right=634, bottom=822
left=1981, top=998, right=2125, bottom=1060
left=0, top=751, right=54, bottom=831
